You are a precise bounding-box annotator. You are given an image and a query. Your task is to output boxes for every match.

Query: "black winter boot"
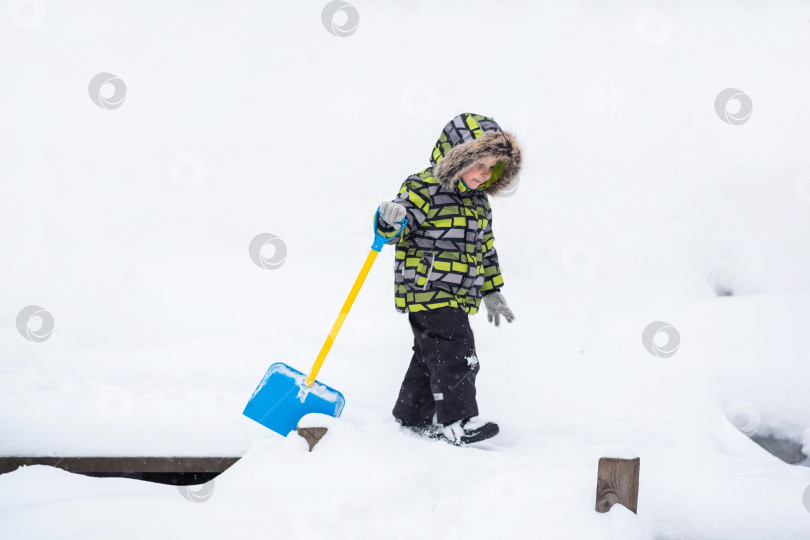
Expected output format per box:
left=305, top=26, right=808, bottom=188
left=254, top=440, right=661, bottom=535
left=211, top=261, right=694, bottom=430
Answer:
left=441, top=416, right=499, bottom=445
left=401, top=422, right=449, bottom=442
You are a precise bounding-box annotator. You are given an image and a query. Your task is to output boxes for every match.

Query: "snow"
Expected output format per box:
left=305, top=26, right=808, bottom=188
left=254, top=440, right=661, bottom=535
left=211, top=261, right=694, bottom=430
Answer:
left=297, top=412, right=339, bottom=430
left=250, top=362, right=343, bottom=404
left=2, top=0, right=810, bottom=538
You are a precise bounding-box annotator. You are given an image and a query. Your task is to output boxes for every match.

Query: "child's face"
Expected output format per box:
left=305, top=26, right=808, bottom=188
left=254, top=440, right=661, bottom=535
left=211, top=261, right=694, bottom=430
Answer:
left=461, top=156, right=499, bottom=189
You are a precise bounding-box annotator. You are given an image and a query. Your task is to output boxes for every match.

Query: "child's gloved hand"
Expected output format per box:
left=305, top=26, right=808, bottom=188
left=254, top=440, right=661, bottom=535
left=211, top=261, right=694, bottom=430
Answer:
left=379, top=201, right=407, bottom=227
left=483, top=292, right=515, bottom=326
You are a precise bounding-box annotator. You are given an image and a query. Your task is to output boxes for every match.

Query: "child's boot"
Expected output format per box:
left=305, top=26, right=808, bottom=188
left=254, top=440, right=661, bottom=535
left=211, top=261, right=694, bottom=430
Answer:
left=442, top=416, right=499, bottom=445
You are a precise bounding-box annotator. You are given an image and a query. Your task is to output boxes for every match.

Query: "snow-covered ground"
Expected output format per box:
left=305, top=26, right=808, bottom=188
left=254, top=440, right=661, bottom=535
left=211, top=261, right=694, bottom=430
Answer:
left=2, top=1, right=810, bottom=538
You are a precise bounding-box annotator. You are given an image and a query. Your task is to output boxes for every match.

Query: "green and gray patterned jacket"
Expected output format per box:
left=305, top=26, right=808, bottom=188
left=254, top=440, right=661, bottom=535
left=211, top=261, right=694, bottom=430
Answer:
left=377, top=113, right=523, bottom=314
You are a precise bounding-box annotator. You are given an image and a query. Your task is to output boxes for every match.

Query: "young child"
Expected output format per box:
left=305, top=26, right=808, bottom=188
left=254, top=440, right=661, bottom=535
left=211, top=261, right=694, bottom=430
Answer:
left=375, top=113, right=523, bottom=445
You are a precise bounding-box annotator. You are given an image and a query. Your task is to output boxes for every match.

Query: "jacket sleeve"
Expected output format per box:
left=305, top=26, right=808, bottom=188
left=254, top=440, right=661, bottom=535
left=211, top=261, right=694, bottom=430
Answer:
left=375, top=175, right=432, bottom=246
left=479, top=197, right=504, bottom=296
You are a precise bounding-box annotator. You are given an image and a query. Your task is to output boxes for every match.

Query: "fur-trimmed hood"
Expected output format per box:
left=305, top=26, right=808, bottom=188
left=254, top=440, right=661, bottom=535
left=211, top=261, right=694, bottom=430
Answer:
left=429, top=113, right=522, bottom=197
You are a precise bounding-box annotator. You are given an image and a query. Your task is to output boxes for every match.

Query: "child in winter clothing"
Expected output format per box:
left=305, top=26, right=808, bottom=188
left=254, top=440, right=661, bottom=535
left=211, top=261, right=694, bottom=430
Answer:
left=375, top=113, right=523, bottom=445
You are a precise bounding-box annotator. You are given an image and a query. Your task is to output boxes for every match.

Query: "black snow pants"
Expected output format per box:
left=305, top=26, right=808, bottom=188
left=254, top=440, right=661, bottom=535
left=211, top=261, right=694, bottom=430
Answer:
left=392, top=306, right=480, bottom=426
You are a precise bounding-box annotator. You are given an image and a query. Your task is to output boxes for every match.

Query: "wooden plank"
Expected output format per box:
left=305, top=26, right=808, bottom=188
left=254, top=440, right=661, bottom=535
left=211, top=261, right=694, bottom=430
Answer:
left=595, top=457, right=640, bottom=514
left=0, top=457, right=240, bottom=475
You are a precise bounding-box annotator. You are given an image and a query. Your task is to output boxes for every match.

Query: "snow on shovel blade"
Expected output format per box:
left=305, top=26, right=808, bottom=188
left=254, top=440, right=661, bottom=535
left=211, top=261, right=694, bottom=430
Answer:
left=242, top=362, right=345, bottom=436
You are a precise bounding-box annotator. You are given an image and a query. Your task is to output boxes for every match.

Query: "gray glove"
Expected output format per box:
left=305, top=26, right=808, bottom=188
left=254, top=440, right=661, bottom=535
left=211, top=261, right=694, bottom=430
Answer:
left=379, top=201, right=407, bottom=227
left=483, top=291, right=514, bottom=326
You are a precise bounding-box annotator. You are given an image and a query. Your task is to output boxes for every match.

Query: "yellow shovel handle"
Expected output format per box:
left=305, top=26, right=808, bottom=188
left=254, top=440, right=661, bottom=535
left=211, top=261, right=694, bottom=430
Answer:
left=304, top=249, right=379, bottom=387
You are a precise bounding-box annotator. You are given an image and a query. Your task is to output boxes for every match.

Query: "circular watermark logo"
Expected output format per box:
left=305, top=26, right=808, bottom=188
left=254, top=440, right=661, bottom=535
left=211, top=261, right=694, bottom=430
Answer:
left=8, top=0, right=46, bottom=29
left=803, top=484, right=810, bottom=513
left=401, top=80, right=440, bottom=118
left=16, top=305, right=54, bottom=342
left=561, top=241, right=600, bottom=278
left=249, top=233, right=287, bottom=270
left=321, top=0, right=359, bottom=37
left=795, top=168, right=810, bottom=205
left=723, top=401, right=760, bottom=437
left=96, top=384, right=135, bottom=423
left=641, top=321, right=680, bottom=358
left=178, top=480, right=215, bottom=503
left=633, top=8, right=672, bottom=45
left=714, top=88, right=752, bottom=125
left=169, top=153, right=207, bottom=189
left=88, top=72, right=127, bottom=110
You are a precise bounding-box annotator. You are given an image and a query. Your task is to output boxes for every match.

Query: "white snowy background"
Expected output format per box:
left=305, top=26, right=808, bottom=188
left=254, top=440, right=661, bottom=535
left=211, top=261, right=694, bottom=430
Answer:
left=2, top=0, right=810, bottom=538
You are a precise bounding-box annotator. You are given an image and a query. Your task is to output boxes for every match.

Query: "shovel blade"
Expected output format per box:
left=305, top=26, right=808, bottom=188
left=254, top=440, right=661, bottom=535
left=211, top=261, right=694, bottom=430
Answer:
left=242, top=362, right=345, bottom=436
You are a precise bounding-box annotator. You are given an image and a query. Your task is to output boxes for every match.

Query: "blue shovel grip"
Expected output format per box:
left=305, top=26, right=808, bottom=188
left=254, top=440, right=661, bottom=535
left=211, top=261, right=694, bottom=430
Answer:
left=372, top=206, right=408, bottom=252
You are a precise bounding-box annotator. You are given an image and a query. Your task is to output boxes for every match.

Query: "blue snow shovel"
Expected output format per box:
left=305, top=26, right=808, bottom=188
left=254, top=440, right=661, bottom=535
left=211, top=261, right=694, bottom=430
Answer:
left=243, top=209, right=408, bottom=436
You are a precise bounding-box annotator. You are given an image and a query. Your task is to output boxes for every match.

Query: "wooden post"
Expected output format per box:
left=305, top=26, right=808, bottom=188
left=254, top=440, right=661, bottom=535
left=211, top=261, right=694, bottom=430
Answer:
left=595, top=457, right=640, bottom=514
left=296, top=427, right=328, bottom=451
